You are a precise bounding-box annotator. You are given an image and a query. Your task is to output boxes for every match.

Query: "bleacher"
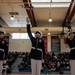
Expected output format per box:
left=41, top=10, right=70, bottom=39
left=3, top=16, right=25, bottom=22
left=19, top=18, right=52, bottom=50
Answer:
left=4, top=51, right=70, bottom=74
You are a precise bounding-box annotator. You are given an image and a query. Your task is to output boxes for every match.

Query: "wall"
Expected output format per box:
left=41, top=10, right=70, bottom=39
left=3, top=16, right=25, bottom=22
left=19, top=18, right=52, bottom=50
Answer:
left=9, top=37, right=32, bottom=52
left=9, top=35, right=52, bottom=52
left=48, top=35, right=51, bottom=52
left=9, top=36, right=69, bottom=52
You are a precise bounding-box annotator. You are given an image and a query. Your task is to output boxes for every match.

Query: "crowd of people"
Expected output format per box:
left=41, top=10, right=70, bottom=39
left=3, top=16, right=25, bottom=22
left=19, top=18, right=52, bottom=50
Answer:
left=2, top=51, right=22, bottom=73
left=2, top=51, right=70, bottom=73
left=42, top=52, right=70, bottom=73
left=18, top=52, right=31, bottom=71
left=18, top=52, right=70, bottom=73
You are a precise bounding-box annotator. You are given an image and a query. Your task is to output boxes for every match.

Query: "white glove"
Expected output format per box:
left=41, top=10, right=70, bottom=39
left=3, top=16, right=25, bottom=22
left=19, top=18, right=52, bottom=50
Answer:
left=42, top=59, right=44, bottom=63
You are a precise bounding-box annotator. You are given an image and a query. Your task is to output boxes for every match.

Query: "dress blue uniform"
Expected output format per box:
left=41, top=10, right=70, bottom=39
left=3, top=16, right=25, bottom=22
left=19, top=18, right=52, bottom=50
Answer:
left=27, top=24, right=45, bottom=75
left=66, top=34, right=75, bottom=75
left=0, top=38, right=8, bottom=60
left=0, top=30, right=8, bottom=75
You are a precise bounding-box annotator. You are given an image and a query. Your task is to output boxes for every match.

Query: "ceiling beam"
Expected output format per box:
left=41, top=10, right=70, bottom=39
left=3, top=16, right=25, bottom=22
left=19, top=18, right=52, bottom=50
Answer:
left=1, top=27, right=75, bottom=35
left=62, top=0, right=74, bottom=27
left=23, top=0, right=36, bottom=27
left=67, top=5, right=75, bottom=21
left=0, top=17, right=9, bottom=27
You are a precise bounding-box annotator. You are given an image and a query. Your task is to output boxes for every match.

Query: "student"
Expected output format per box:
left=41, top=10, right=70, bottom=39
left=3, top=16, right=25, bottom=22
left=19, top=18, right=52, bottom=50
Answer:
left=66, top=33, right=75, bottom=75
left=27, top=24, right=45, bottom=75
left=0, top=29, right=8, bottom=75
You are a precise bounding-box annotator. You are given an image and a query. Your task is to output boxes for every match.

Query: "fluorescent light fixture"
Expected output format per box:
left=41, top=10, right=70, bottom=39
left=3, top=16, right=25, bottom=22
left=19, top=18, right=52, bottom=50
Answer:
left=10, top=16, right=14, bottom=20
left=31, top=0, right=50, bottom=2
left=31, top=0, right=71, bottom=2
left=52, top=0, right=71, bottom=2
left=31, top=0, right=70, bottom=7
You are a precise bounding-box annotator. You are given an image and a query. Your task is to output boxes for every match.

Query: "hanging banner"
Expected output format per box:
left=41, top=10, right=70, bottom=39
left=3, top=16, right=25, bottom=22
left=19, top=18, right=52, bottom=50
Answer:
left=43, top=36, right=47, bottom=52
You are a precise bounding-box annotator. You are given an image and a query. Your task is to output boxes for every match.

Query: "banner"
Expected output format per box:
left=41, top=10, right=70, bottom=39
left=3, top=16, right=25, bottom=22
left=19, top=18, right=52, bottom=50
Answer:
left=43, top=36, right=47, bottom=52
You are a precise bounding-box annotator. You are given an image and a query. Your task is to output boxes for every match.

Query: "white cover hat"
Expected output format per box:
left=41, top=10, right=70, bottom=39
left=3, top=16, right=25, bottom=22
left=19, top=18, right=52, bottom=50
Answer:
left=0, top=28, right=6, bottom=34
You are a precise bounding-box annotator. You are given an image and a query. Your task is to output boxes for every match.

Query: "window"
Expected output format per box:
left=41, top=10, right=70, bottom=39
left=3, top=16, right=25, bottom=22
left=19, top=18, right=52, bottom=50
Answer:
left=11, top=33, right=35, bottom=39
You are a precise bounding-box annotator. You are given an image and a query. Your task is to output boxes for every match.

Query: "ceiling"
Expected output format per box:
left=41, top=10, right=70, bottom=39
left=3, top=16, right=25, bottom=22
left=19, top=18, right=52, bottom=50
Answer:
left=0, top=0, right=75, bottom=29
left=34, top=7, right=68, bottom=27
left=0, top=0, right=28, bottom=27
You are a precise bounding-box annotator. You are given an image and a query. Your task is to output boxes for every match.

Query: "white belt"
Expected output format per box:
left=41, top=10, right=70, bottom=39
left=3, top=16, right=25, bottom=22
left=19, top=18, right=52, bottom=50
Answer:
left=70, top=47, right=75, bottom=50
left=0, top=49, right=4, bottom=52
left=32, top=47, right=42, bottom=52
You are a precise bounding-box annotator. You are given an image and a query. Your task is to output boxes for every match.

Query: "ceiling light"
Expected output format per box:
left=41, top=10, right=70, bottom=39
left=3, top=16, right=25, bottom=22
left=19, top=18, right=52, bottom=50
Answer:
left=10, top=15, right=14, bottom=20
left=48, top=0, right=52, bottom=23
left=48, top=18, right=52, bottom=22
left=48, top=33, right=51, bottom=35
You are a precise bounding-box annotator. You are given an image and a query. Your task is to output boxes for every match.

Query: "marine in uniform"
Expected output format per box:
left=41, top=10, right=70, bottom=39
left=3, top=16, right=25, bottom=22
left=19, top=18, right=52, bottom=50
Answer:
left=0, top=29, right=8, bottom=75
left=66, top=33, right=75, bottom=75
left=27, top=24, right=45, bottom=75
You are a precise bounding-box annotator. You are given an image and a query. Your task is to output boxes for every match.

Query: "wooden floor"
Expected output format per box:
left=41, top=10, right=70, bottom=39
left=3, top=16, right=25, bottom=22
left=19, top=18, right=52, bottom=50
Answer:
left=3, top=73, right=71, bottom=75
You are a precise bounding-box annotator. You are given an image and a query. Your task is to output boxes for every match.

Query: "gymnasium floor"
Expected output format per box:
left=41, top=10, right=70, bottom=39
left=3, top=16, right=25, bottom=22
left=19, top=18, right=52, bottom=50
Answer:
left=3, top=73, right=70, bottom=75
